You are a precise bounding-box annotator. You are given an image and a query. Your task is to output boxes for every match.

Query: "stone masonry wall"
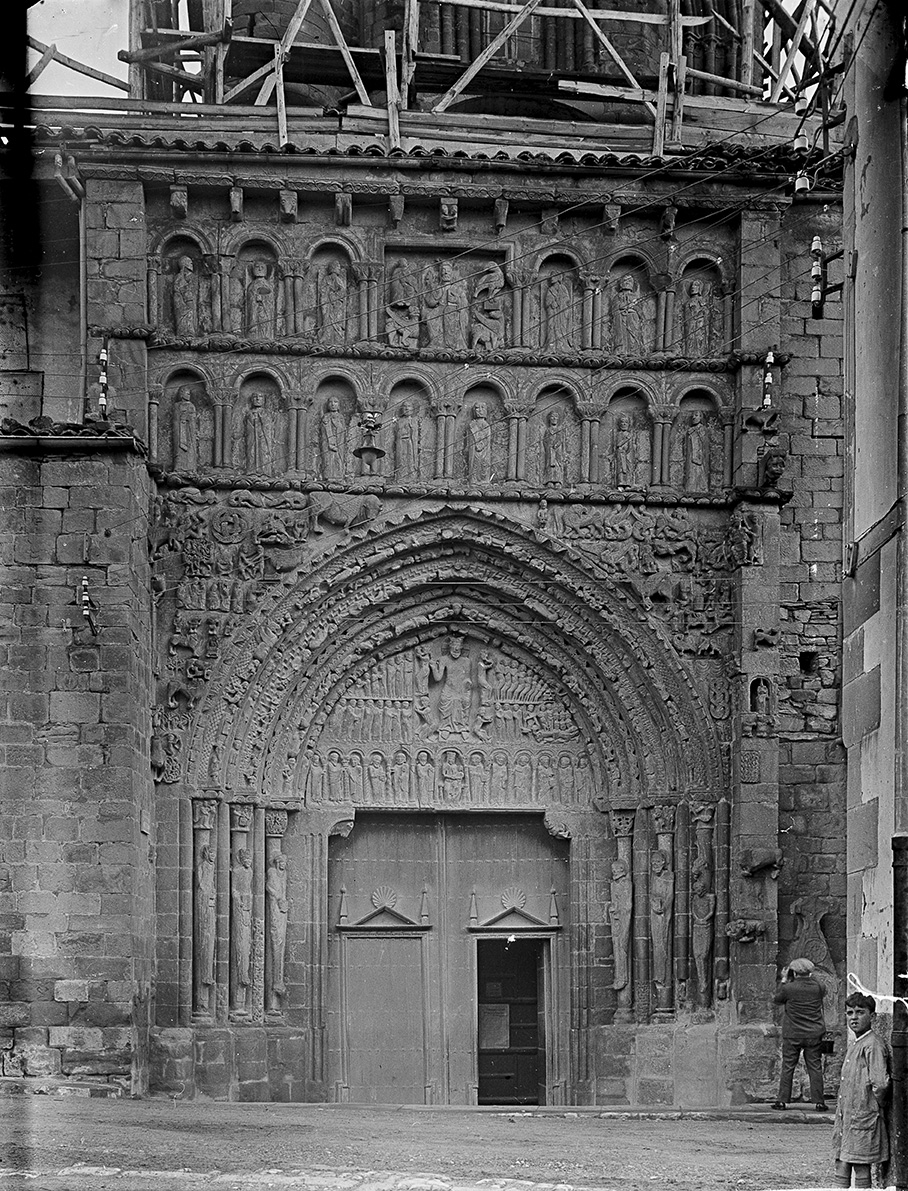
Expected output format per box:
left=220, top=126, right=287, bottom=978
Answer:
left=0, top=446, right=154, bottom=1091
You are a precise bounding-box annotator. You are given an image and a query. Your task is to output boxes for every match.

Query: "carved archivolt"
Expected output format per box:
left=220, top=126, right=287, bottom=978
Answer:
left=181, top=510, right=724, bottom=808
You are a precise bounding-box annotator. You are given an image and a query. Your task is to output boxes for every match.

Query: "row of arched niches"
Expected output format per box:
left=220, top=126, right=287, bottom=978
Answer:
left=151, top=233, right=732, bottom=359
left=157, top=367, right=733, bottom=492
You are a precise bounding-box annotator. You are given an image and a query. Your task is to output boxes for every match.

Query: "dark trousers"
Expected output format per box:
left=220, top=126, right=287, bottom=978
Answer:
left=778, top=1036, right=825, bottom=1103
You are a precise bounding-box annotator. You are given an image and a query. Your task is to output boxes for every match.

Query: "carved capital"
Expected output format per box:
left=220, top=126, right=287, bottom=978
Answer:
left=192, top=799, right=218, bottom=830
left=230, top=803, right=254, bottom=831
left=264, top=809, right=288, bottom=838
left=283, top=257, right=308, bottom=279
left=651, top=805, right=675, bottom=835
left=611, top=808, right=636, bottom=837
left=352, top=260, right=382, bottom=284
left=210, top=387, right=233, bottom=407
left=689, top=801, right=716, bottom=827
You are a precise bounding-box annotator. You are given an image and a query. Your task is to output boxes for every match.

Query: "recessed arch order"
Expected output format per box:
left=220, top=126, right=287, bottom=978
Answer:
left=187, top=509, right=725, bottom=810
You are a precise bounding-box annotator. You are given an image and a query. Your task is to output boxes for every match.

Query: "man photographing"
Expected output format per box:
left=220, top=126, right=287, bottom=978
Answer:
left=771, top=957, right=828, bottom=1111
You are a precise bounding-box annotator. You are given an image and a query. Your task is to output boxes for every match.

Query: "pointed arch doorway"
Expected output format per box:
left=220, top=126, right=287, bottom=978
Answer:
left=326, top=812, right=569, bottom=1105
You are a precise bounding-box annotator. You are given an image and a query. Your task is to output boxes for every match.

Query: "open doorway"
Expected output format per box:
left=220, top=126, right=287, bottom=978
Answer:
left=476, top=938, right=546, bottom=1105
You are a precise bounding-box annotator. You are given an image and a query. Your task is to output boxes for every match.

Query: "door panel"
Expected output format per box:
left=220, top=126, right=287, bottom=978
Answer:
left=327, top=813, right=568, bottom=1104
left=343, top=935, right=426, bottom=1103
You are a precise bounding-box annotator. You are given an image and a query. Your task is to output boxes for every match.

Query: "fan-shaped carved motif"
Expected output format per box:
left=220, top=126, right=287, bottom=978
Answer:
left=371, top=886, right=398, bottom=910
left=501, top=887, right=527, bottom=910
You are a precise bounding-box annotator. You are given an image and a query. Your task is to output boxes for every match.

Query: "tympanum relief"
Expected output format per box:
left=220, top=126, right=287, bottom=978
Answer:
left=298, top=636, right=594, bottom=808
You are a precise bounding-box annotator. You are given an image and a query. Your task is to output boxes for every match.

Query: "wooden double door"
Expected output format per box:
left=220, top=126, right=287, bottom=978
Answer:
left=327, top=813, right=570, bottom=1105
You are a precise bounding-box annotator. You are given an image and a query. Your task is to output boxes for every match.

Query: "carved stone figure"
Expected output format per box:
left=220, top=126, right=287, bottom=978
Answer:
left=413, top=645, right=432, bottom=728
left=317, top=259, right=349, bottom=346
left=471, top=263, right=506, bottom=351
left=305, top=751, right=325, bottom=803
left=194, top=842, right=216, bottom=1012
left=691, top=863, right=716, bottom=1007
left=424, top=260, right=468, bottom=350
left=432, top=636, right=472, bottom=738
left=366, top=751, right=386, bottom=802
left=385, top=260, right=421, bottom=348
left=173, top=386, right=199, bottom=471
left=441, top=750, right=465, bottom=802
left=543, top=272, right=574, bottom=349
left=614, top=413, right=639, bottom=487
left=467, top=402, right=493, bottom=483
left=612, top=273, right=650, bottom=354
left=265, top=852, right=288, bottom=1011
left=681, top=279, right=717, bottom=355
left=326, top=749, right=346, bottom=801
left=395, top=400, right=421, bottom=480
left=474, top=651, right=495, bottom=739
left=230, top=847, right=254, bottom=1013
left=649, top=849, right=674, bottom=991
left=320, top=396, right=347, bottom=481
left=171, top=255, right=199, bottom=336
left=245, top=260, right=278, bottom=339
left=683, top=412, right=710, bottom=491
left=542, top=410, right=567, bottom=487
left=244, top=391, right=273, bottom=474
left=467, top=751, right=488, bottom=802
left=390, top=750, right=410, bottom=802
left=607, top=857, right=633, bottom=991
left=491, top=750, right=508, bottom=799
left=415, top=749, right=435, bottom=805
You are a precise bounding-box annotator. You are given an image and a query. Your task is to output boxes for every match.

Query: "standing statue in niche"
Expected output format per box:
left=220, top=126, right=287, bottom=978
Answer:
left=612, top=273, right=650, bottom=355
left=683, top=411, right=710, bottom=491
left=414, top=749, right=436, bottom=804
left=607, top=858, right=633, bottom=991
left=244, top=391, right=273, bottom=474
left=413, top=645, right=433, bottom=728
left=681, top=278, right=717, bottom=355
left=395, top=400, right=421, bottom=481
left=423, top=260, right=468, bottom=350
left=542, top=410, right=568, bottom=487
left=432, top=636, right=473, bottom=739
left=471, top=262, right=506, bottom=351
left=390, top=750, right=410, bottom=802
left=245, top=260, right=278, bottom=339
left=171, top=255, right=199, bottom=337
left=614, top=413, right=639, bottom=487
left=467, top=402, right=493, bottom=483
left=230, top=847, right=254, bottom=1013
left=265, top=852, right=288, bottom=1011
left=543, top=272, right=574, bottom=350
left=194, top=842, right=216, bottom=1012
left=691, top=863, right=716, bottom=1008
left=173, top=386, right=199, bottom=472
left=650, top=849, right=675, bottom=994
left=316, top=260, right=350, bottom=346
left=320, top=396, right=347, bottom=481
left=385, top=260, right=421, bottom=348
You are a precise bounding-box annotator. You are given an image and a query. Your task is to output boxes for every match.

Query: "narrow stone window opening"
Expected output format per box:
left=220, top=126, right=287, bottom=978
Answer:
left=799, top=651, right=819, bottom=675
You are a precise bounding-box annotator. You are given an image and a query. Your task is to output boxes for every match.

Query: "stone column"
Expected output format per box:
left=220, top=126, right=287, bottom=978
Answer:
left=434, top=412, right=447, bottom=478
left=229, top=803, right=255, bottom=1018
left=289, top=399, right=308, bottom=473
left=204, top=254, right=221, bottom=332
left=147, top=384, right=162, bottom=463
left=353, top=261, right=382, bottom=342
left=664, top=286, right=677, bottom=352
left=211, top=388, right=232, bottom=469
left=265, top=809, right=289, bottom=1015
left=219, top=258, right=234, bottom=334
left=507, top=414, right=519, bottom=480
left=516, top=416, right=528, bottom=481
left=147, top=257, right=161, bottom=327
left=580, top=272, right=598, bottom=351
left=610, top=808, right=636, bottom=1023
left=192, top=798, right=219, bottom=1019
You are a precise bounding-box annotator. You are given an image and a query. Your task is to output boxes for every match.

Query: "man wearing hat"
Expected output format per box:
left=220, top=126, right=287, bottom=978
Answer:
left=771, top=957, right=828, bottom=1111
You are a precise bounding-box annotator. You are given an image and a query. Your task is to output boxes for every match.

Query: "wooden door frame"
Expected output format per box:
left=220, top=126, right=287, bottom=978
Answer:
left=469, top=930, right=563, bottom=1106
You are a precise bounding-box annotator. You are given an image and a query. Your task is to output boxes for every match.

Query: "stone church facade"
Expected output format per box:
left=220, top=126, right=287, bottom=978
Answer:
left=1, top=5, right=847, bottom=1104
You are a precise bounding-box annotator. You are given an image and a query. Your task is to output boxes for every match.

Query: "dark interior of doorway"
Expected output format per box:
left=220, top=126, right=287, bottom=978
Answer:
left=476, top=938, right=544, bottom=1106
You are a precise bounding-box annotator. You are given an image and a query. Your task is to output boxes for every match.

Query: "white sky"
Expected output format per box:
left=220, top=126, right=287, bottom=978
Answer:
left=28, top=0, right=129, bottom=94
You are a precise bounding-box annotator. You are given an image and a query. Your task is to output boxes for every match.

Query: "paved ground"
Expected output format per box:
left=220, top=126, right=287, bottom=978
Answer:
left=0, top=1099, right=840, bottom=1191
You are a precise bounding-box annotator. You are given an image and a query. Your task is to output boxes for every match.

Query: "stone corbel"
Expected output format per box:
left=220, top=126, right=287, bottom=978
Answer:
left=493, top=198, right=509, bottom=235
left=389, top=194, right=405, bottom=228
left=279, top=189, right=298, bottom=223
left=229, top=186, right=244, bottom=223
left=439, top=196, right=458, bottom=232
left=170, top=185, right=188, bottom=221
left=335, top=192, right=352, bottom=227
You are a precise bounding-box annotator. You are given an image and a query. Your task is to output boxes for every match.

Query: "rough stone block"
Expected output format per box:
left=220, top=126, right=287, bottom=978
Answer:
left=54, top=979, right=90, bottom=1002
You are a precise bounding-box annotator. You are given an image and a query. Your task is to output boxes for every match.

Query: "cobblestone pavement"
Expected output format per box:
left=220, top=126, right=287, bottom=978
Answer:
left=0, top=1100, right=836, bottom=1191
